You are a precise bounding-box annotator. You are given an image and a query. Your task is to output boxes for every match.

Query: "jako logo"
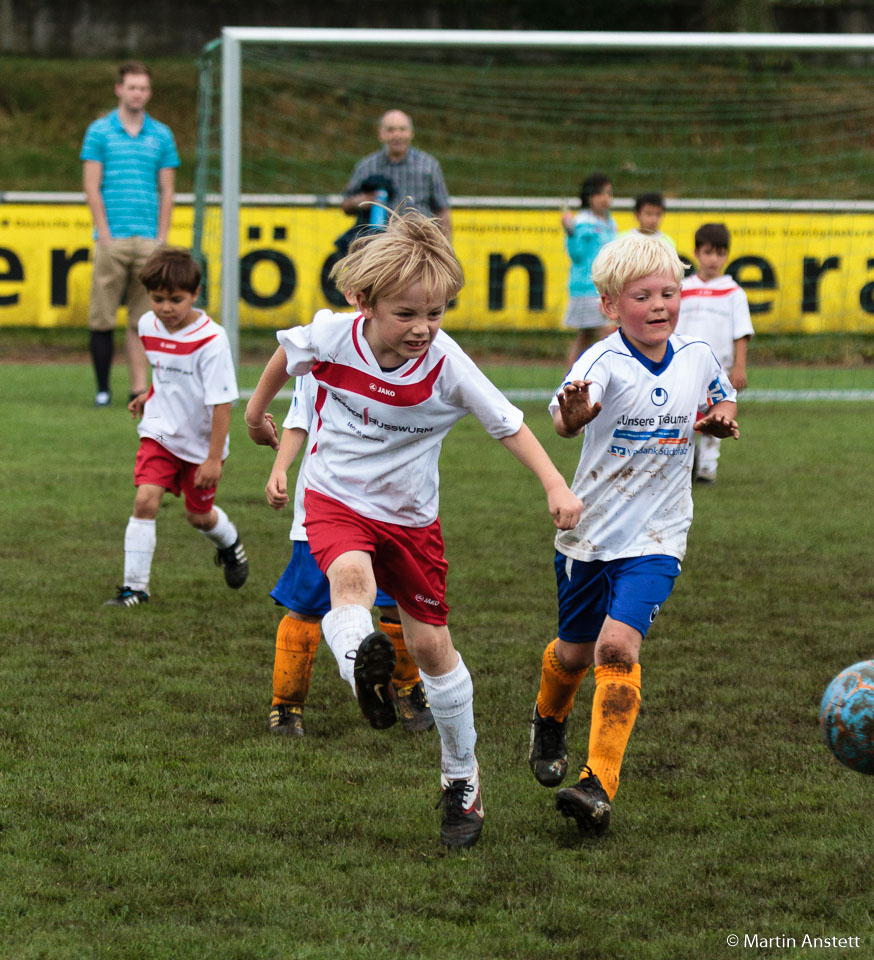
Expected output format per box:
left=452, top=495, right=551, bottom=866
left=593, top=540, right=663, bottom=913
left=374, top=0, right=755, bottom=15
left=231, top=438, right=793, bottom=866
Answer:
left=369, top=383, right=396, bottom=397
left=651, top=387, right=668, bottom=406
left=415, top=594, right=440, bottom=606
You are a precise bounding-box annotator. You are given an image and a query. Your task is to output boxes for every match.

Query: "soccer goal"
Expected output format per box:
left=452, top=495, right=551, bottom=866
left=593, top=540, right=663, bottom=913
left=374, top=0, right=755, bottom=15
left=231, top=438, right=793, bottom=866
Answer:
left=193, top=27, right=874, bottom=386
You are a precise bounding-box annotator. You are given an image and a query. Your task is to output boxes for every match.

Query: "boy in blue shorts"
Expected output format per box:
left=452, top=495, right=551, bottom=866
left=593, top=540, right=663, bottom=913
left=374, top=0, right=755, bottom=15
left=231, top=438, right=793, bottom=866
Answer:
left=528, top=231, right=740, bottom=835
left=263, top=373, right=433, bottom=737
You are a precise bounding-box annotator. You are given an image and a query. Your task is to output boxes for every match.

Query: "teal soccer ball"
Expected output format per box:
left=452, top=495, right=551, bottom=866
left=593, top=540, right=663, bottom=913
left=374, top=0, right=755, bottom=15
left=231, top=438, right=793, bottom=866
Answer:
left=820, top=660, right=874, bottom=774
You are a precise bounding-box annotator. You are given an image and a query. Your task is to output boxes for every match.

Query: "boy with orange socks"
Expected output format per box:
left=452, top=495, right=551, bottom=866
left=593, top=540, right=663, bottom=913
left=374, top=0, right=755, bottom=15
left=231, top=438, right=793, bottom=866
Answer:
left=529, top=231, right=740, bottom=834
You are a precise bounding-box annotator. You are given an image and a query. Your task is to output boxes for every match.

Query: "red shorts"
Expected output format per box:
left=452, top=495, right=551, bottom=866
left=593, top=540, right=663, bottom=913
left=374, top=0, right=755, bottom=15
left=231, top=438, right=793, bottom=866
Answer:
left=303, top=488, right=449, bottom=626
left=134, top=437, right=217, bottom=515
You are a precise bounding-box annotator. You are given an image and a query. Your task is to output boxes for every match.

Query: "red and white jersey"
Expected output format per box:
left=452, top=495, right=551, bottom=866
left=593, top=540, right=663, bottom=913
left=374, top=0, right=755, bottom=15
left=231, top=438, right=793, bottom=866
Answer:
left=276, top=310, right=524, bottom=527
left=549, top=330, right=736, bottom=563
left=676, top=273, right=754, bottom=368
left=137, top=310, right=239, bottom=464
left=280, top=374, right=317, bottom=542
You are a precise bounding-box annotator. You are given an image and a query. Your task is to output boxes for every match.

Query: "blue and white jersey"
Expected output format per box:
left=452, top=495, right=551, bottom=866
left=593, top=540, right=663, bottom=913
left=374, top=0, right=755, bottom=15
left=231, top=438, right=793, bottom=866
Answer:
left=549, top=329, right=736, bottom=562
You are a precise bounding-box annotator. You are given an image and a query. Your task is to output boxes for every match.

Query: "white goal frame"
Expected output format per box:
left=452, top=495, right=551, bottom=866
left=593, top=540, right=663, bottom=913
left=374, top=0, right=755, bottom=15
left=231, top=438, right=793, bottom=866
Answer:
left=214, top=26, right=874, bottom=366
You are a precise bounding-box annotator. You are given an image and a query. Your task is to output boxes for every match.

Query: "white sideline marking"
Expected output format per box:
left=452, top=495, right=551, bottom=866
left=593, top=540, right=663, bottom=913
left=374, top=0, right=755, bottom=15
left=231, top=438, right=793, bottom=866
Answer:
left=239, top=387, right=874, bottom=403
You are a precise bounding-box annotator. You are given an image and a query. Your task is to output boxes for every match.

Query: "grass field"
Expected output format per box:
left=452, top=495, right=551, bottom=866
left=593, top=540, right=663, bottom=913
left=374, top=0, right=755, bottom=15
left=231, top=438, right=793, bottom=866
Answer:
left=2, top=360, right=874, bottom=960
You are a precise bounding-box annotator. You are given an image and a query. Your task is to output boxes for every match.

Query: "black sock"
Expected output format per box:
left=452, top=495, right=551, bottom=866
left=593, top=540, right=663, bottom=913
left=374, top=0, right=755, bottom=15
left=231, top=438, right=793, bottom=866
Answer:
left=89, top=331, right=114, bottom=393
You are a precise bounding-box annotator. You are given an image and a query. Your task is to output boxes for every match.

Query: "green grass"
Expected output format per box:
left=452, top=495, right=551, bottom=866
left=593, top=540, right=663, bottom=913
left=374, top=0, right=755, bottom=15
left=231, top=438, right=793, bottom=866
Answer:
left=2, top=361, right=874, bottom=959
left=6, top=52, right=874, bottom=200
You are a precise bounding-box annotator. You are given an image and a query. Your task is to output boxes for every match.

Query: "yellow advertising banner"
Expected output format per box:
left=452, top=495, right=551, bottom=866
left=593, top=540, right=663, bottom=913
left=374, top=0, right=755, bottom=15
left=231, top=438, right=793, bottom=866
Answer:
left=3, top=200, right=874, bottom=333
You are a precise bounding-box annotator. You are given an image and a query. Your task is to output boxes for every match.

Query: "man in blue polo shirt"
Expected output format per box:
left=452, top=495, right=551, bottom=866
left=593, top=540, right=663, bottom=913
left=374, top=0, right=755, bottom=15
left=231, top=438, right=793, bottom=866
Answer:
left=81, top=61, right=180, bottom=407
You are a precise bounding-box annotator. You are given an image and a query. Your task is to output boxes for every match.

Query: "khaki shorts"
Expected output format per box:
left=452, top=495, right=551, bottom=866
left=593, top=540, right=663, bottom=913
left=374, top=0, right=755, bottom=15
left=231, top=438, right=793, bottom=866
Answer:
left=87, top=236, right=159, bottom=331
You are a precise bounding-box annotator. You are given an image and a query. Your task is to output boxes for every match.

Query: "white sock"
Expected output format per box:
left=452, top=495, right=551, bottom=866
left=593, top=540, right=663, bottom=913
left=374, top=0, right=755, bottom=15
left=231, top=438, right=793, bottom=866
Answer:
left=420, top=654, right=477, bottom=781
left=321, top=604, right=374, bottom=692
left=124, top=516, right=156, bottom=594
left=199, top=505, right=238, bottom=548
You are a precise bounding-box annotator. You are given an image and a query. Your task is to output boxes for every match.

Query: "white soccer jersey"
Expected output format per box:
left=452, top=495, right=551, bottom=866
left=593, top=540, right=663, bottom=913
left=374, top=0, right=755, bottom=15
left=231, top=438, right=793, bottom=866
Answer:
left=549, top=330, right=736, bottom=563
left=276, top=310, right=524, bottom=527
left=676, top=273, right=754, bottom=369
left=137, top=310, right=239, bottom=464
left=280, top=374, right=318, bottom=542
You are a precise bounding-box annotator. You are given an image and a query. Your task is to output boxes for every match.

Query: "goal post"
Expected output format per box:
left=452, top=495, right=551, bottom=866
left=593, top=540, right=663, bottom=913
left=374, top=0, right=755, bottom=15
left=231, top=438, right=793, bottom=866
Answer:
left=194, top=27, right=874, bottom=372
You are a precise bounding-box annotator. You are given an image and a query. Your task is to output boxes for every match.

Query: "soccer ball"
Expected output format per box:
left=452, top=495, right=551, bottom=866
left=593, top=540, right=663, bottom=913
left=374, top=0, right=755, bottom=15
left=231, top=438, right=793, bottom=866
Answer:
left=819, top=660, right=874, bottom=774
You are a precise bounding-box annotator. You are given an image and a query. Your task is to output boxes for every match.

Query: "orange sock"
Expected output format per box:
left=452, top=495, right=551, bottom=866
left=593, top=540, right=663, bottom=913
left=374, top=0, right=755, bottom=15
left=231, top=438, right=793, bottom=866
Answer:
left=272, top=615, right=320, bottom=708
left=536, top=638, right=590, bottom=721
left=584, top=662, right=642, bottom=801
left=379, top=618, right=420, bottom=689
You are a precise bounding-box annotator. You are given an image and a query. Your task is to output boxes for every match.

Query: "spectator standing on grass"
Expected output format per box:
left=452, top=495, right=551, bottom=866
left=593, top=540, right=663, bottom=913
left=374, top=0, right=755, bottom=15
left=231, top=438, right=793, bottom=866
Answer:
left=341, top=110, right=451, bottom=238
left=561, top=172, right=618, bottom=371
left=81, top=61, right=179, bottom=408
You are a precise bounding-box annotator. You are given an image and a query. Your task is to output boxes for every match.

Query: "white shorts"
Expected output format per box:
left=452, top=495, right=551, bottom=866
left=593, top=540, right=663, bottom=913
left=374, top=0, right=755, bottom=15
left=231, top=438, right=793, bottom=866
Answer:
left=563, top=296, right=606, bottom=330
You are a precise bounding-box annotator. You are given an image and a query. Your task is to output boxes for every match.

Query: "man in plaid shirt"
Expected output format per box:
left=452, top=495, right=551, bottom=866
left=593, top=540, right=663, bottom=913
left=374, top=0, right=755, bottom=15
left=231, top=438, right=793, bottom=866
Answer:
left=341, top=110, right=451, bottom=237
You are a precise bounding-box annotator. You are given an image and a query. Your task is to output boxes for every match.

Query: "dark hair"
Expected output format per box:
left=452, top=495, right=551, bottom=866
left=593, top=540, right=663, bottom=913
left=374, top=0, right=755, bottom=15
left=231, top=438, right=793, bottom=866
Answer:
left=579, top=172, right=612, bottom=209
left=140, top=246, right=202, bottom=294
left=117, top=61, right=151, bottom=83
left=634, top=191, right=665, bottom=214
left=694, top=222, right=731, bottom=252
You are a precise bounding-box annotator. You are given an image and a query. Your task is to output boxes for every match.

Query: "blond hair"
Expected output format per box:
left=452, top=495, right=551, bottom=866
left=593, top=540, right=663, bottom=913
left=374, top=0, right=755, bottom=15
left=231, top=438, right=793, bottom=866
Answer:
left=329, top=208, right=464, bottom=305
left=591, top=232, right=686, bottom=300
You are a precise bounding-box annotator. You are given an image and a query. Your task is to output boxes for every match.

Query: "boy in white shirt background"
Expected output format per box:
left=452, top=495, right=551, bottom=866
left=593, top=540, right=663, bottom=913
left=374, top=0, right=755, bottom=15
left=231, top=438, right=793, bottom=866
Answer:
left=104, top=247, right=248, bottom=608
left=675, top=223, right=754, bottom=484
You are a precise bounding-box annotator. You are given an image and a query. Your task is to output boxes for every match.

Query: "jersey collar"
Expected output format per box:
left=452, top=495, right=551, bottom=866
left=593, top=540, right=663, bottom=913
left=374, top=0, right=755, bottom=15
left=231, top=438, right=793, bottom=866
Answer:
left=619, top=330, right=674, bottom=375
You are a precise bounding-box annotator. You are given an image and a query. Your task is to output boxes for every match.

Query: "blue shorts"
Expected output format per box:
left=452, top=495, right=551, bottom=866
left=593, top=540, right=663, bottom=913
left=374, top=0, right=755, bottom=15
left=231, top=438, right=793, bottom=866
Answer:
left=554, top=552, right=681, bottom=644
left=271, top=540, right=397, bottom=618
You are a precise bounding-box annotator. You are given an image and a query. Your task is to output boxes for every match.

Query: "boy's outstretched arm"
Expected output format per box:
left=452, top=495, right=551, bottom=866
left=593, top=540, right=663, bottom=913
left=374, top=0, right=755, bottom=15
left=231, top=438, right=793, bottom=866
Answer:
left=500, top=423, right=583, bottom=530
left=245, top=346, right=291, bottom=450
left=265, top=427, right=307, bottom=511
left=695, top=400, right=740, bottom=440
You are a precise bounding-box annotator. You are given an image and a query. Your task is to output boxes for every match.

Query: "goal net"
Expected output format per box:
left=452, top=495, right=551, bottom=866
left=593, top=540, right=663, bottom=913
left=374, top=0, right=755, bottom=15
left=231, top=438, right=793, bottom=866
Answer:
left=193, top=28, right=874, bottom=394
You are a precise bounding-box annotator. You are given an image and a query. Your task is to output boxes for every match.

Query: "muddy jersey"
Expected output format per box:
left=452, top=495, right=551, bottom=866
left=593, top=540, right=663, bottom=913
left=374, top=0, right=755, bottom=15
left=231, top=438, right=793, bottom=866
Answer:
left=276, top=310, right=524, bottom=527
left=549, top=330, right=736, bottom=562
left=137, top=310, right=239, bottom=463
left=676, top=273, right=754, bottom=368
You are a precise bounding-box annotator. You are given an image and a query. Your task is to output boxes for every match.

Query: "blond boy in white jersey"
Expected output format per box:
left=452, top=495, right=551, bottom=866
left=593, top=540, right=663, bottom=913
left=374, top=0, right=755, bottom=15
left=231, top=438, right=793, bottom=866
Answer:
left=528, top=232, right=739, bottom=836
left=246, top=210, right=582, bottom=850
